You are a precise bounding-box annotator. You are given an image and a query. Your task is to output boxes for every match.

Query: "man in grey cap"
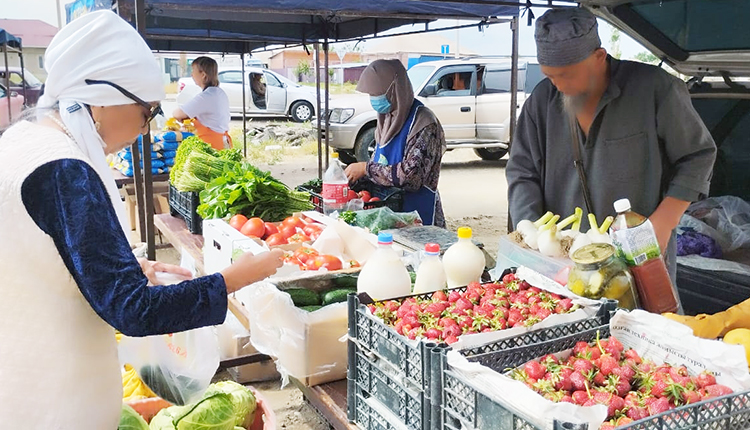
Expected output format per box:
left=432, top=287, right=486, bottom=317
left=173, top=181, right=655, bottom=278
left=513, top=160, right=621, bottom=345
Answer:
left=505, top=7, right=716, bottom=290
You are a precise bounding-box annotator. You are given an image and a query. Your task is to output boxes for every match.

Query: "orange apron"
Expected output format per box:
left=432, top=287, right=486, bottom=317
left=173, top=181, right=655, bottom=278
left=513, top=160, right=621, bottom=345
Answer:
left=193, top=118, right=232, bottom=151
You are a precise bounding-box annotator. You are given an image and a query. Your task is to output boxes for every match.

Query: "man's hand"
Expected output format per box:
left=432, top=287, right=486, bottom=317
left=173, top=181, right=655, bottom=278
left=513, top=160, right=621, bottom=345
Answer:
left=649, top=197, right=691, bottom=252
left=137, top=258, right=193, bottom=285
left=344, top=162, right=367, bottom=183
left=221, top=249, right=285, bottom=293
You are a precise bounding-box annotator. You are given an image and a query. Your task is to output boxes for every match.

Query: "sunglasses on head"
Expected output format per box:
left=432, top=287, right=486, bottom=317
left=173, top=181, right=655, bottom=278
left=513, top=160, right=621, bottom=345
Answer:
left=85, top=79, right=163, bottom=127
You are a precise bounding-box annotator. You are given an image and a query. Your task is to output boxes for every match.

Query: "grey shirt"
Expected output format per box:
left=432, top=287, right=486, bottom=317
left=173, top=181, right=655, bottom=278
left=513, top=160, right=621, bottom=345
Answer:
left=507, top=57, right=716, bottom=229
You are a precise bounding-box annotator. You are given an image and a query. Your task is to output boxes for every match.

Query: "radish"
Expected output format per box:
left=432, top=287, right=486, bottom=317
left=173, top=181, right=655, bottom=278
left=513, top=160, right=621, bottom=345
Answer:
left=515, top=211, right=553, bottom=250
left=537, top=215, right=564, bottom=257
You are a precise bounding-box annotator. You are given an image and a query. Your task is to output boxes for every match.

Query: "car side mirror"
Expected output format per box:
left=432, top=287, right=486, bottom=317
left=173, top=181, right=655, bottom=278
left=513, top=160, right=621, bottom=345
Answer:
left=421, top=84, right=437, bottom=97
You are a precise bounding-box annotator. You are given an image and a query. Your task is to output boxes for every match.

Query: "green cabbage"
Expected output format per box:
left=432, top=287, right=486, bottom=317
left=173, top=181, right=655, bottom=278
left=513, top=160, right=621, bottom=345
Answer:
left=119, top=403, right=150, bottom=430
left=172, top=393, right=235, bottom=430
left=203, top=381, right=256, bottom=426
left=149, top=407, right=178, bottom=430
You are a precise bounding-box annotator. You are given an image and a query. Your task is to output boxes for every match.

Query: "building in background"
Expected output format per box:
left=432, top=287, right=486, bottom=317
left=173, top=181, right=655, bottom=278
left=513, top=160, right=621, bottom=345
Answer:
left=362, top=32, right=475, bottom=69
left=0, top=19, right=58, bottom=80
left=262, top=48, right=362, bottom=82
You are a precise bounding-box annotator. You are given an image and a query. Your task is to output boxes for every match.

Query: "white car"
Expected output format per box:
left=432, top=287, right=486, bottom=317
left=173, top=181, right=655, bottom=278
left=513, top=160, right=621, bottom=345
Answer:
left=324, top=58, right=544, bottom=162
left=177, top=67, right=318, bottom=122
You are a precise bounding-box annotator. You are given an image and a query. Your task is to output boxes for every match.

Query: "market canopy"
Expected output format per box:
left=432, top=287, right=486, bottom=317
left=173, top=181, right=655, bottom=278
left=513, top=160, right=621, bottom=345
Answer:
left=0, top=28, right=22, bottom=49
left=117, top=0, right=522, bottom=53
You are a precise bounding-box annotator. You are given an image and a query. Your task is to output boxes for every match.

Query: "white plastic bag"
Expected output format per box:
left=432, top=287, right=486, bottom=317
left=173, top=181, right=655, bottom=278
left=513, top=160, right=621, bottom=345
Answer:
left=687, top=196, right=750, bottom=252
left=118, top=326, right=220, bottom=406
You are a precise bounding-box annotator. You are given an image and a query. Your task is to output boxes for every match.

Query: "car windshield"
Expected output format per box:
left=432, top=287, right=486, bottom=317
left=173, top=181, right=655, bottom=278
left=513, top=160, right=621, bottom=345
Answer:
left=273, top=72, right=298, bottom=87
left=407, top=65, right=436, bottom=91
left=22, top=70, right=42, bottom=87
left=628, top=0, right=750, bottom=52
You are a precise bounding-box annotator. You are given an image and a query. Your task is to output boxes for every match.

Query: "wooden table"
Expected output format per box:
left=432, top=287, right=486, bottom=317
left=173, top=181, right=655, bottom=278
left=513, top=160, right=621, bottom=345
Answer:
left=154, top=213, right=356, bottom=429
left=113, top=168, right=170, bottom=188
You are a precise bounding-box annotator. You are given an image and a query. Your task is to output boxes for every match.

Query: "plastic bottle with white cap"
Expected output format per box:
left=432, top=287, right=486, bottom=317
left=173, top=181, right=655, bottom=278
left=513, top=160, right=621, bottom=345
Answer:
left=357, top=232, right=412, bottom=300
left=443, top=227, right=485, bottom=288
left=413, top=243, right=447, bottom=294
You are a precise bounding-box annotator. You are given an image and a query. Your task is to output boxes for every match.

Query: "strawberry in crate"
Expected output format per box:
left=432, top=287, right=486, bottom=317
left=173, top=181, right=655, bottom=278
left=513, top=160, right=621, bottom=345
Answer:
left=511, top=334, right=734, bottom=429
left=367, top=272, right=580, bottom=344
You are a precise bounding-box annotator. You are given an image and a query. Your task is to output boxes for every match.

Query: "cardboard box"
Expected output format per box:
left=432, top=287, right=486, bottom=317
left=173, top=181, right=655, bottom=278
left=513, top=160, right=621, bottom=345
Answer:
left=123, top=183, right=170, bottom=233
left=217, top=311, right=280, bottom=383
left=202, top=219, right=267, bottom=275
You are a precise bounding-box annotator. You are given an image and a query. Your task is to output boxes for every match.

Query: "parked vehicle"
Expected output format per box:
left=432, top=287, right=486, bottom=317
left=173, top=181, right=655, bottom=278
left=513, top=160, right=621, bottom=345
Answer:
left=177, top=67, right=318, bottom=122
left=589, top=0, right=750, bottom=315
left=323, top=57, right=544, bottom=162
left=0, top=83, right=25, bottom=131
left=0, top=67, right=43, bottom=107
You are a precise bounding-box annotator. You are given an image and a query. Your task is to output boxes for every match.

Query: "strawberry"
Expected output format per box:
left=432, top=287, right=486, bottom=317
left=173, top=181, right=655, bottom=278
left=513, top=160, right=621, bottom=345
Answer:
left=599, top=355, right=619, bottom=377
left=615, top=417, right=634, bottom=427
left=695, top=372, right=716, bottom=389
left=650, top=379, right=669, bottom=398
left=606, top=375, right=631, bottom=397
left=570, top=371, right=590, bottom=392
left=431, top=290, right=448, bottom=302
left=396, top=303, right=413, bottom=319
left=384, top=300, right=400, bottom=312
left=669, top=365, right=688, bottom=380
left=438, top=317, right=458, bottom=327
left=555, top=368, right=574, bottom=391
left=455, top=298, right=474, bottom=311
left=524, top=360, right=546, bottom=380
left=612, top=365, right=636, bottom=383
left=394, top=319, right=406, bottom=335
left=539, top=354, right=559, bottom=366
left=507, top=309, right=523, bottom=326
left=573, top=358, right=594, bottom=374
left=573, top=341, right=590, bottom=356
left=599, top=423, right=615, bottom=430
left=556, top=298, right=574, bottom=312
left=406, top=327, right=422, bottom=340
left=683, top=390, right=702, bottom=404
left=502, top=273, right=517, bottom=283
left=624, top=391, right=641, bottom=408
left=465, top=291, right=481, bottom=304
left=606, top=336, right=624, bottom=354
left=703, top=384, right=733, bottom=399
left=592, top=390, right=613, bottom=404
left=607, top=395, right=626, bottom=418
left=529, top=303, right=541, bottom=315
left=444, top=335, right=459, bottom=344
left=473, top=306, right=492, bottom=319
left=442, top=324, right=461, bottom=338
left=560, top=394, right=574, bottom=404
left=402, top=314, right=421, bottom=329
left=448, top=290, right=461, bottom=303
left=572, top=390, right=590, bottom=405
left=626, top=406, right=649, bottom=421
left=527, top=295, right=541, bottom=305
left=536, top=308, right=552, bottom=320
left=424, top=302, right=449, bottom=318
left=425, top=328, right=443, bottom=340
left=647, top=397, right=672, bottom=415
left=593, top=371, right=607, bottom=387
left=624, top=348, right=642, bottom=364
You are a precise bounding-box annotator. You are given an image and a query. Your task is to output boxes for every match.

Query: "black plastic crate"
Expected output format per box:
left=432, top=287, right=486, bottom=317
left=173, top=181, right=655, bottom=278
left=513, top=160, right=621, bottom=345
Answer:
left=440, top=322, right=750, bottom=430
left=677, top=263, right=750, bottom=316
left=168, top=184, right=202, bottom=234
left=297, top=180, right=404, bottom=213
left=352, top=388, right=413, bottom=430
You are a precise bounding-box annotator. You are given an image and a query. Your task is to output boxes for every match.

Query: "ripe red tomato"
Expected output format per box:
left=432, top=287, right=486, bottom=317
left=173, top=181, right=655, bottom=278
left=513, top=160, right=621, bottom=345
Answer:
left=283, top=216, right=305, bottom=230
left=368, top=197, right=381, bottom=202
left=229, top=214, right=249, bottom=231
left=346, top=189, right=358, bottom=201
left=303, top=224, right=324, bottom=237
left=288, top=233, right=311, bottom=244
left=307, top=254, right=343, bottom=271
left=349, top=260, right=361, bottom=268
left=240, top=217, right=265, bottom=238
left=263, top=222, right=279, bottom=239
left=293, top=247, right=319, bottom=264
left=358, top=191, right=371, bottom=203
left=280, top=225, right=297, bottom=239
left=265, top=233, right=288, bottom=246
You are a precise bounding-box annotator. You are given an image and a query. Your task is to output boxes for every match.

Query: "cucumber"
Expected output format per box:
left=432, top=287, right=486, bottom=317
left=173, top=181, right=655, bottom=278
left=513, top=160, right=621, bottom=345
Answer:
left=332, top=274, right=358, bottom=290
left=322, top=288, right=357, bottom=306
left=300, top=305, right=323, bottom=312
left=286, top=288, right=321, bottom=307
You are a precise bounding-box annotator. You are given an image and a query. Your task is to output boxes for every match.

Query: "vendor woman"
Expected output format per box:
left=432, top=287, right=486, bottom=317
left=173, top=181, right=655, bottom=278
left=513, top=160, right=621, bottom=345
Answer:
left=173, top=56, right=232, bottom=150
left=345, top=59, right=447, bottom=227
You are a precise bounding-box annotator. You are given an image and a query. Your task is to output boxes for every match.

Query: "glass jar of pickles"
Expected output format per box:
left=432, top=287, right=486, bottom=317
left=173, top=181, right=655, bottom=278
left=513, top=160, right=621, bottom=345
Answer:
left=568, top=243, right=638, bottom=309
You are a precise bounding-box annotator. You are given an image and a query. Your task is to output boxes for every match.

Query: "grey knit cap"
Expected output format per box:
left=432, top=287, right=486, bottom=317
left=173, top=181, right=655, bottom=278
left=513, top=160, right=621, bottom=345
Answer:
left=535, top=8, right=601, bottom=67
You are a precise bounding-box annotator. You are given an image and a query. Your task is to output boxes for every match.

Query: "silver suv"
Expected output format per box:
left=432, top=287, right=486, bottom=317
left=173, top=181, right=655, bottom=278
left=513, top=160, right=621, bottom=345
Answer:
left=323, top=57, right=543, bottom=162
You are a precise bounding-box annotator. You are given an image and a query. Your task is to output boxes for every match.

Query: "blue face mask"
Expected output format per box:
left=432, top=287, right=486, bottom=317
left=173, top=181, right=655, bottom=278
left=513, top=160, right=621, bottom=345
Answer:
left=370, top=94, right=392, bottom=114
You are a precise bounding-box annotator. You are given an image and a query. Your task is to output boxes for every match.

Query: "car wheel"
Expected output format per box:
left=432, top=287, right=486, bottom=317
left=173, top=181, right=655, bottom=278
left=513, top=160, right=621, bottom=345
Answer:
left=474, top=147, right=508, bottom=161
left=337, top=150, right=357, bottom=165
left=290, top=101, right=314, bottom=123
left=354, top=127, right=376, bottom=162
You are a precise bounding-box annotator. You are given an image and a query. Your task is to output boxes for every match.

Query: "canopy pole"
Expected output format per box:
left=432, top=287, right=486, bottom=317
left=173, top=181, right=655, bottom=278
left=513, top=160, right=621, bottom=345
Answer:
left=135, top=0, right=156, bottom=259
left=4, top=43, right=11, bottom=124
left=19, top=48, right=27, bottom=107
left=324, top=39, right=330, bottom=170
left=315, top=42, right=322, bottom=179
left=241, top=52, right=247, bottom=157
left=507, top=15, right=520, bottom=234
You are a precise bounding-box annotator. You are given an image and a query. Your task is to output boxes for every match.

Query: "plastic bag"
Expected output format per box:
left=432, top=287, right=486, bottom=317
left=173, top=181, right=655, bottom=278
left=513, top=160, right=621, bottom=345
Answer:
left=118, top=326, right=220, bottom=406
left=686, top=196, right=750, bottom=252
left=350, top=207, right=422, bottom=234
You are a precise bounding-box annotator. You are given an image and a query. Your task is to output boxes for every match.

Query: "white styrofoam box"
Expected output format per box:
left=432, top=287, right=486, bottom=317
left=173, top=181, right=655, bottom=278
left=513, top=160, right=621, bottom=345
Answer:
left=203, top=219, right=268, bottom=275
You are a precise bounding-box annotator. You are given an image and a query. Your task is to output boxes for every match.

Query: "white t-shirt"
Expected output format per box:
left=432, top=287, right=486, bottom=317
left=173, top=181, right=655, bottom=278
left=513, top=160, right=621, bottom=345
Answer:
left=181, top=86, right=231, bottom=133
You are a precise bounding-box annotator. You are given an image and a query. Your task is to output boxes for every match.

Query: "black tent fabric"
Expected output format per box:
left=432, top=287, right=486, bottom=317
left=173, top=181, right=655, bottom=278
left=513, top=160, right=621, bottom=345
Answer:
left=0, top=28, right=22, bottom=49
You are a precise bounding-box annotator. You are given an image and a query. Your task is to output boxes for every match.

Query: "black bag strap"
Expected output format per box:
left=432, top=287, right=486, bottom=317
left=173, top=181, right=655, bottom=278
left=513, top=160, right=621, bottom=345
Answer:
left=568, top=113, right=594, bottom=215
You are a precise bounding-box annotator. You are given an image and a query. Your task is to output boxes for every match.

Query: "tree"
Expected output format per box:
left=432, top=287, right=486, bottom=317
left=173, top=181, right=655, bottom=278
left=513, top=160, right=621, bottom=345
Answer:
left=633, top=51, right=659, bottom=65
left=294, top=60, right=312, bottom=82
left=610, top=28, right=622, bottom=59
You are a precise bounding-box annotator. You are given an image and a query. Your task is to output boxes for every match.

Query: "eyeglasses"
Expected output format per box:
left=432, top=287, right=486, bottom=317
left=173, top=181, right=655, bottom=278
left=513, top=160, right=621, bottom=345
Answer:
left=85, top=79, right=163, bottom=127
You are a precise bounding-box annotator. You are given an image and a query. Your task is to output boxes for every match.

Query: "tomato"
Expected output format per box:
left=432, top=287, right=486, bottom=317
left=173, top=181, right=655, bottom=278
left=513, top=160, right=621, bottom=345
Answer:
left=280, top=225, right=298, bottom=239
left=282, top=251, right=300, bottom=265
left=229, top=214, right=249, bottom=231
left=347, top=189, right=358, bottom=201
left=288, top=233, right=311, bottom=244
left=307, top=254, right=343, bottom=271
left=303, top=224, right=324, bottom=237
left=349, top=260, right=361, bottom=268
left=368, top=197, right=381, bottom=202
left=358, top=191, right=371, bottom=202
left=303, top=216, right=316, bottom=224
left=265, top=233, right=288, bottom=246
left=263, top=222, right=279, bottom=239
left=240, top=217, right=265, bottom=238
left=293, top=247, right=319, bottom=264
left=283, top=216, right=305, bottom=230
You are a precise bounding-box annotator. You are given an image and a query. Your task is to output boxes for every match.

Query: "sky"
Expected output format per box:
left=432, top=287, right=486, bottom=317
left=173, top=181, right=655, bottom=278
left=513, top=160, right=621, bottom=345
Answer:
left=1, top=1, right=650, bottom=60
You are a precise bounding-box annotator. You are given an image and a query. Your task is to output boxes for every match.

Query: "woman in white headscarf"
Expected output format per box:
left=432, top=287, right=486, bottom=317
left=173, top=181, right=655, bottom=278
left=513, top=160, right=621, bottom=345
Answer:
left=0, top=11, right=282, bottom=428
left=344, top=59, right=447, bottom=227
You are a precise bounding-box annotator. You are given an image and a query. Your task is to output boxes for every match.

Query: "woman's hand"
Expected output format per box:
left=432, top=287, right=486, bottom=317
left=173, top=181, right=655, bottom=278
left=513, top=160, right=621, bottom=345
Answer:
left=137, top=258, right=193, bottom=285
left=345, top=162, right=367, bottom=183
left=221, top=249, right=285, bottom=294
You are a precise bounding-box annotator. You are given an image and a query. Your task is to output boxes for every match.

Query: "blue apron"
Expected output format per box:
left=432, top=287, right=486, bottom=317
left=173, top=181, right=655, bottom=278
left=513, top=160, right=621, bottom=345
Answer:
left=372, top=100, right=438, bottom=225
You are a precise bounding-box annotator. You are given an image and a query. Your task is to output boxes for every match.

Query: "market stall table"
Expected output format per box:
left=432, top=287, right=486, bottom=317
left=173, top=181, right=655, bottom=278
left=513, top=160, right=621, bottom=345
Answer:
left=153, top=213, right=356, bottom=429
left=112, top=168, right=169, bottom=188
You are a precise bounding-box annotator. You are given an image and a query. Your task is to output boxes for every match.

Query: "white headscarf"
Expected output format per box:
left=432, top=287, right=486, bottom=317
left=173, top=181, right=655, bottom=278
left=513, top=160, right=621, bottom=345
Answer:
left=37, top=10, right=165, bottom=238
